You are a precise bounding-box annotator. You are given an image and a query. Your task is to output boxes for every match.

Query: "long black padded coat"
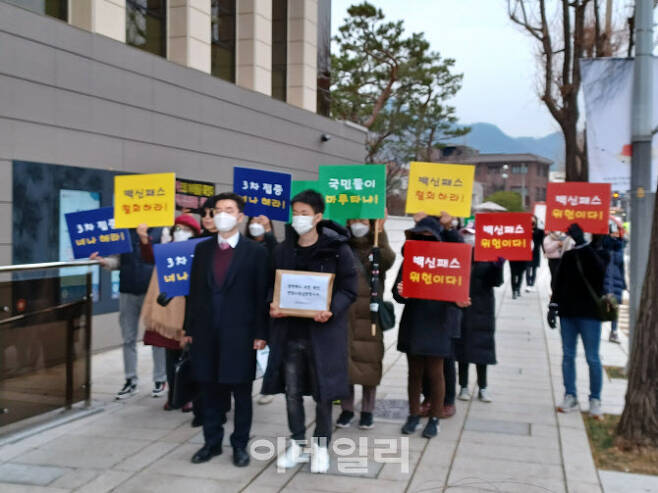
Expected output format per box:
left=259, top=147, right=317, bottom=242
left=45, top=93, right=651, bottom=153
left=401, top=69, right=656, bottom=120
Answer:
left=455, top=260, right=504, bottom=365
left=261, top=221, right=358, bottom=402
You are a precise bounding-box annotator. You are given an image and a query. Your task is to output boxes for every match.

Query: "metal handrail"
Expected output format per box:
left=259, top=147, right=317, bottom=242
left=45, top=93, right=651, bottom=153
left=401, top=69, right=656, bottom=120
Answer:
left=0, top=260, right=100, bottom=273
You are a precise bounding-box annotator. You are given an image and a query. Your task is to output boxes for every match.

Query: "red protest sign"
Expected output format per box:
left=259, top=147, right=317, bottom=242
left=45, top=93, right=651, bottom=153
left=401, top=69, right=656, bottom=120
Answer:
left=545, top=182, right=611, bottom=234
left=402, top=240, right=472, bottom=303
left=474, top=213, right=533, bottom=262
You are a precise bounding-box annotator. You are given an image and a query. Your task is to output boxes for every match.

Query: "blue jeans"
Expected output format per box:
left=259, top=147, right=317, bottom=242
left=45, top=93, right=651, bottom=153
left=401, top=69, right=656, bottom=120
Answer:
left=560, top=317, right=602, bottom=401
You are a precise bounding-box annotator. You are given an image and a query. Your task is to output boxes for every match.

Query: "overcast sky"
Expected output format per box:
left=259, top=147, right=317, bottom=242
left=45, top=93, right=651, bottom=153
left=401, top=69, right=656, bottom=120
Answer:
left=331, top=0, right=565, bottom=138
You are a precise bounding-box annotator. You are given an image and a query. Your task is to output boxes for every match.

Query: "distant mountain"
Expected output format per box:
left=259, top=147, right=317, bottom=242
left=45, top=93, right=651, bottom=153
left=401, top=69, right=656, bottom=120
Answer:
left=452, top=122, right=565, bottom=170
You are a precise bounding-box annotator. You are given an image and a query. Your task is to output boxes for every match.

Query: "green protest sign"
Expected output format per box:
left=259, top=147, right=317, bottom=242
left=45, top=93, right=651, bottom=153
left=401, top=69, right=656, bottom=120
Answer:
left=318, top=165, right=386, bottom=219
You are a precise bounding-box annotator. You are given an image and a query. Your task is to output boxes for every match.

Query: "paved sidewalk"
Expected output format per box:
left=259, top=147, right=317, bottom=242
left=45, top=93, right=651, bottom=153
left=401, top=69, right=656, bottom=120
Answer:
left=1, top=218, right=653, bottom=493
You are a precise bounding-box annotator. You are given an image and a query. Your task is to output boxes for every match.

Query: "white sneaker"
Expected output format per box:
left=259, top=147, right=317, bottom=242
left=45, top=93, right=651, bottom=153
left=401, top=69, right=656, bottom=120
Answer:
left=457, top=387, right=471, bottom=401
left=478, top=388, right=492, bottom=403
left=557, top=394, right=579, bottom=413
left=277, top=440, right=305, bottom=469
left=589, top=399, right=603, bottom=420
left=310, top=442, right=330, bottom=474
left=152, top=381, right=166, bottom=398
left=526, top=286, right=535, bottom=292
left=257, top=394, right=274, bottom=405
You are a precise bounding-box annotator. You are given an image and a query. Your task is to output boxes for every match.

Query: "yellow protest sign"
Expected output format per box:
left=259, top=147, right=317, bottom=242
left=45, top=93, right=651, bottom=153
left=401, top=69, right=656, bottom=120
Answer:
left=114, top=173, right=176, bottom=228
left=405, top=162, right=475, bottom=217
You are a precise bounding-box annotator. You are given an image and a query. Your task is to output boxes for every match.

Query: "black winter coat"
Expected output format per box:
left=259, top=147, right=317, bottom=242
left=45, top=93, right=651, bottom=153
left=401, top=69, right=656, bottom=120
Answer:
left=185, top=235, right=269, bottom=384
left=455, top=261, right=504, bottom=365
left=531, top=228, right=545, bottom=267
left=261, top=221, right=358, bottom=402
left=392, top=219, right=464, bottom=358
left=120, top=229, right=162, bottom=295
left=551, top=243, right=607, bottom=319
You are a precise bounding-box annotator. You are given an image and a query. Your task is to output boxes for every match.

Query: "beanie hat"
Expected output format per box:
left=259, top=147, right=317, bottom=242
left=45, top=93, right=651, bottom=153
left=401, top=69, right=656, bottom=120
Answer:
left=175, top=214, right=201, bottom=235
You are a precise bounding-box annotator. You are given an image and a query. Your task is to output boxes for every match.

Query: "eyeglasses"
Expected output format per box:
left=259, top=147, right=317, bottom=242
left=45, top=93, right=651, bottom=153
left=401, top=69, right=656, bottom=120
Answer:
left=202, top=209, right=214, bottom=218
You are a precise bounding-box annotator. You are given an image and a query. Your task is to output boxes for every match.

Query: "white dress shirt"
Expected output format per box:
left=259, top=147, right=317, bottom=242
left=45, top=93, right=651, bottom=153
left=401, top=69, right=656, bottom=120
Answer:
left=218, top=231, right=240, bottom=249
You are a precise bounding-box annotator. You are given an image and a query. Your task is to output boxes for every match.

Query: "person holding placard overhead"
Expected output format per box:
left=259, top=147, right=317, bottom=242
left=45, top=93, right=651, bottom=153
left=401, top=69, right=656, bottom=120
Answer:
left=263, top=190, right=358, bottom=474
left=335, top=216, right=395, bottom=430
left=392, top=214, right=469, bottom=439
left=182, top=192, right=269, bottom=467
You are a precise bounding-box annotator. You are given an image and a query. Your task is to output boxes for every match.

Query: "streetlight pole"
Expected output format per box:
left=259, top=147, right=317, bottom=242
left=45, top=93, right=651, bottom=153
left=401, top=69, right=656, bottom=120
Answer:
left=629, top=0, right=654, bottom=351
left=501, top=164, right=509, bottom=192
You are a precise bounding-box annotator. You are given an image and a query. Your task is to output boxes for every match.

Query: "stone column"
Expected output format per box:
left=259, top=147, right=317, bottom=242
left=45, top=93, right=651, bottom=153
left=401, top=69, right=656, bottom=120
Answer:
left=70, top=0, right=126, bottom=43
left=168, top=0, right=212, bottom=73
left=286, top=0, right=317, bottom=112
left=235, top=0, right=272, bottom=95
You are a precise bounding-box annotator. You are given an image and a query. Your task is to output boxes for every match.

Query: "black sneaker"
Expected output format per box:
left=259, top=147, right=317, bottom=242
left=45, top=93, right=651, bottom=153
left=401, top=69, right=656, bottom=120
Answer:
left=152, top=381, right=166, bottom=398
left=116, top=379, right=138, bottom=400
left=422, top=417, right=440, bottom=438
left=336, top=410, right=354, bottom=428
left=359, top=412, right=374, bottom=430
left=401, top=415, right=420, bottom=434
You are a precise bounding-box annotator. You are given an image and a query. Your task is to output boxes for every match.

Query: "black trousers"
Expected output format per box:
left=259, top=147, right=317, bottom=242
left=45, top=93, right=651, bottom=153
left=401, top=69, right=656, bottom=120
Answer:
left=165, top=348, right=201, bottom=419
left=458, top=362, right=488, bottom=389
left=525, top=265, right=537, bottom=287
left=423, top=358, right=456, bottom=405
left=548, top=258, right=561, bottom=284
left=284, top=339, right=333, bottom=443
left=510, top=262, right=526, bottom=293
left=201, top=381, right=253, bottom=450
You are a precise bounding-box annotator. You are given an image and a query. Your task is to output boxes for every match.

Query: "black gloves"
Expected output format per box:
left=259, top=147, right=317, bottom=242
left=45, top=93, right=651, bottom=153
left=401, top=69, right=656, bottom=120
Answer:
left=567, top=223, right=585, bottom=246
left=547, top=303, right=559, bottom=329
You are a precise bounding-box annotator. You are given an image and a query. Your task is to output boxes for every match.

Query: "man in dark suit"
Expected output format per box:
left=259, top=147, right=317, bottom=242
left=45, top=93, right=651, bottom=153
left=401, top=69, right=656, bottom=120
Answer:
left=183, top=192, right=269, bottom=467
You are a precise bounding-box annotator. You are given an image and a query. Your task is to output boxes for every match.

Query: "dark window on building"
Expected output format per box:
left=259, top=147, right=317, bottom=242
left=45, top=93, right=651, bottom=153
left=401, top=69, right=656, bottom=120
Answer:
left=211, top=0, right=236, bottom=83
left=271, top=0, right=287, bottom=101
left=316, top=0, right=331, bottom=115
left=126, top=0, right=167, bottom=57
left=4, top=0, right=67, bottom=20
left=512, top=164, right=528, bottom=174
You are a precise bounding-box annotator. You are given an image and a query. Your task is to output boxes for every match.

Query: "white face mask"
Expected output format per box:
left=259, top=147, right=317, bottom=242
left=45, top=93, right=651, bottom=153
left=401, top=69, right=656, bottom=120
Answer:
left=213, top=212, right=238, bottom=233
left=173, top=230, right=193, bottom=242
left=249, top=223, right=266, bottom=237
left=463, top=234, right=475, bottom=247
left=291, top=215, right=315, bottom=235
left=451, top=219, right=459, bottom=228
left=350, top=222, right=369, bottom=238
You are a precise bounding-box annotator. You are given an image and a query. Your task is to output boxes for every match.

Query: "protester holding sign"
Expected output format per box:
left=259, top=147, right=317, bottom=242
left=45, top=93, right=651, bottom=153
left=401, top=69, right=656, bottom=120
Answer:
left=91, top=227, right=164, bottom=400
left=455, top=228, right=504, bottom=404
left=139, top=215, right=202, bottom=423
left=335, top=217, right=395, bottom=431
left=245, top=215, right=278, bottom=255
left=525, top=217, right=545, bottom=293
left=548, top=223, right=609, bottom=420
left=392, top=215, right=469, bottom=439
left=263, top=190, right=357, bottom=474
left=183, top=193, right=269, bottom=468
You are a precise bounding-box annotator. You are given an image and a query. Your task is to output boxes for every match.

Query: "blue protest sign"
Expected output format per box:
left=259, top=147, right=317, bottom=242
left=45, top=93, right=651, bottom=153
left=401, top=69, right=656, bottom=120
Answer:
left=233, top=167, right=291, bottom=221
left=153, top=238, right=206, bottom=297
left=65, top=207, right=133, bottom=259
